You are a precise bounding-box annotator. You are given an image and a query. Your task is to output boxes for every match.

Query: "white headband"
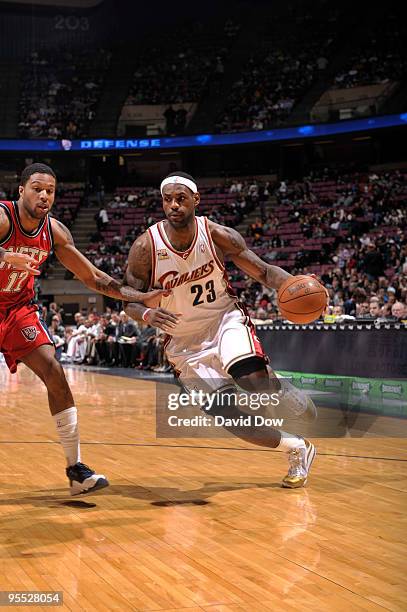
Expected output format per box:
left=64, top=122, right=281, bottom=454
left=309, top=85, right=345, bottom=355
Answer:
left=160, top=175, right=198, bottom=195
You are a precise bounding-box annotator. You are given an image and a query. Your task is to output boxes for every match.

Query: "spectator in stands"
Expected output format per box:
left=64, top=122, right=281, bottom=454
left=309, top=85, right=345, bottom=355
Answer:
left=46, top=301, right=59, bottom=326
left=362, top=242, right=385, bottom=280
left=332, top=305, right=344, bottom=316
left=368, top=301, right=381, bottom=319
left=117, top=311, right=139, bottom=367
left=391, top=301, right=407, bottom=322
left=164, top=105, right=176, bottom=134
left=98, top=207, right=109, bottom=231
left=138, top=328, right=163, bottom=370
left=131, top=322, right=157, bottom=369
left=66, top=318, right=90, bottom=364
left=49, top=315, right=66, bottom=361
left=175, top=106, right=188, bottom=133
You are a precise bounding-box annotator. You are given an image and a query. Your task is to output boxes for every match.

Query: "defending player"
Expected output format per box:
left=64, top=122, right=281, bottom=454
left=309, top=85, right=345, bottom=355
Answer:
left=124, top=172, right=318, bottom=488
left=0, top=163, right=165, bottom=495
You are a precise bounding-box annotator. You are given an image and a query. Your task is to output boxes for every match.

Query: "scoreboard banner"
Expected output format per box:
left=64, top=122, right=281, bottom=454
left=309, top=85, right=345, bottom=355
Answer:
left=0, top=113, right=406, bottom=152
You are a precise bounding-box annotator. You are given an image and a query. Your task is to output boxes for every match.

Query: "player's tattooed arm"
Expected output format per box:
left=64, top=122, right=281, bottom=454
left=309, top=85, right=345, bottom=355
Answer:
left=124, top=233, right=180, bottom=330
left=51, top=219, right=166, bottom=304
left=0, top=207, right=39, bottom=274
left=209, top=221, right=292, bottom=290
left=0, top=205, right=10, bottom=243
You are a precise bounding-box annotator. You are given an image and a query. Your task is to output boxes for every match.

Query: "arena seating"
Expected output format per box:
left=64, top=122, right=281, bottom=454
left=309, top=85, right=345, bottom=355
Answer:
left=216, top=5, right=339, bottom=132
left=51, top=183, right=84, bottom=228
left=18, top=48, right=111, bottom=138
left=332, top=14, right=406, bottom=89
left=124, top=19, right=239, bottom=107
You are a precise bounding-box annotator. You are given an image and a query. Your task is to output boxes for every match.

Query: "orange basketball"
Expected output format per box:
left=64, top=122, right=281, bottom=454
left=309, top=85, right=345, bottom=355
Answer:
left=278, top=275, right=327, bottom=323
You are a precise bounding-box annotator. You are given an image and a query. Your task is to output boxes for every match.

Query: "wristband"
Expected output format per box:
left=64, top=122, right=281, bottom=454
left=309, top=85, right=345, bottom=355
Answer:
left=142, top=308, right=151, bottom=322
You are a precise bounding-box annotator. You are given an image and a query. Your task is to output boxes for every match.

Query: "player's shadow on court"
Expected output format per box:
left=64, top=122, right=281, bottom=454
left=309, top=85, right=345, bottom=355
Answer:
left=0, top=480, right=281, bottom=514
left=0, top=482, right=281, bottom=559
left=112, top=481, right=282, bottom=506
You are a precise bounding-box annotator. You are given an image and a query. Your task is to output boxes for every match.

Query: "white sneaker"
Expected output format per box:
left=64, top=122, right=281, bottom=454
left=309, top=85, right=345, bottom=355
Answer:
left=282, top=439, right=316, bottom=488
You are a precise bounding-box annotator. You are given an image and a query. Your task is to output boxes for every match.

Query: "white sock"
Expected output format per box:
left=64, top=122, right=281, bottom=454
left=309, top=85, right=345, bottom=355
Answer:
left=53, top=407, right=81, bottom=467
left=277, top=431, right=306, bottom=452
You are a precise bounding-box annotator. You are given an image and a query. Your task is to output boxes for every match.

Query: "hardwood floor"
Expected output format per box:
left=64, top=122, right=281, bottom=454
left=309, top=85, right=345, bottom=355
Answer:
left=1, top=364, right=406, bottom=611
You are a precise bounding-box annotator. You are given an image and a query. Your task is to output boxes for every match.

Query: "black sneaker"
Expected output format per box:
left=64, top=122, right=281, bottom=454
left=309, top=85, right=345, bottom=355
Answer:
left=66, top=462, right=109, bottom=496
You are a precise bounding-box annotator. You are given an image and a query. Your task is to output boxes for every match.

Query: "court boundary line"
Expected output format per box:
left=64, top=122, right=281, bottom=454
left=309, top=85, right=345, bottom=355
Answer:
left=0, top=440, right=406, bottom=462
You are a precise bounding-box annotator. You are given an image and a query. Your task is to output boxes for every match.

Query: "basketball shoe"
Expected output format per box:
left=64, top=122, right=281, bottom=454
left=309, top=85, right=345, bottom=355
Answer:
left=282, top=439, right=316, bottom=488
left=66, top=462, right=109, bottom=496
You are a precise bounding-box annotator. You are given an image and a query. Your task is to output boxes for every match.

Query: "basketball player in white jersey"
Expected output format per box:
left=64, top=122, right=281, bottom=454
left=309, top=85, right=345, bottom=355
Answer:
left=124, top=172, right=317, bottom=488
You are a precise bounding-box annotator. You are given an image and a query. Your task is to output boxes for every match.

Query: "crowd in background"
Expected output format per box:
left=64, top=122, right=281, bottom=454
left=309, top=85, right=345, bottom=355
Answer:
left=124, top=19, right=239, bottom=108
left=215, top=4, right=338, bottom=132
left=14, top=5, right=406, bottom=139
left=240, top=168, right=407, bottom=322
left=332, top=15, right=406, bottom=89
left=18, top=47, right=111, bottom=139
left=36, top=303, right=171, bottom=372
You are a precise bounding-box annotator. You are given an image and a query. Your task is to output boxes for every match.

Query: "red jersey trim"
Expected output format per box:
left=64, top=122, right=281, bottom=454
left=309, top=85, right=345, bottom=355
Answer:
left=0, top=202, right=14, bottom=246
left=12, top=201, right=46, bottom=238
left=147, top=228, right=156, bottom=288
left=204, top=216, right=225, bottom=272
left=157, top=217, right=198, bottom=260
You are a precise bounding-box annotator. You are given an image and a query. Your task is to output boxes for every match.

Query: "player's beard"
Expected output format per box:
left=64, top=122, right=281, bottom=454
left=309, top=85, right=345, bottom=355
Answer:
left=23, top=200, right=49, bottom=220
left=167, top=210, right=194, bottom=229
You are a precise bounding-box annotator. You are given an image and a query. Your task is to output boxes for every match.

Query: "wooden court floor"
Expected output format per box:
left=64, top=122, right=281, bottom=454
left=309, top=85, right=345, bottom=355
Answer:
left=1, top=364, right=406, bottom=611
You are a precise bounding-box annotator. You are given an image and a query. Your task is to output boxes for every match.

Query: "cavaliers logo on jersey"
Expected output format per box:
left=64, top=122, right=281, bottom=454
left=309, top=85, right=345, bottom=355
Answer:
left=158, top=260, right=215, bottom=290
left=21, top=326, right=40, bottom=342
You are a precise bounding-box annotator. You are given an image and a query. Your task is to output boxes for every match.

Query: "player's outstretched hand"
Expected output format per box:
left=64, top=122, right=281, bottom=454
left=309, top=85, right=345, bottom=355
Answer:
left=144, top=307, right=182, bottom=332
left=4, top=252, right=40, bottom=275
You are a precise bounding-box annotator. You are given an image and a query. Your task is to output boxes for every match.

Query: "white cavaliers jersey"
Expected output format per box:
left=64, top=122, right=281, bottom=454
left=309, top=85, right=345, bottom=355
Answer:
left=148, top=216, right=237, bottom=338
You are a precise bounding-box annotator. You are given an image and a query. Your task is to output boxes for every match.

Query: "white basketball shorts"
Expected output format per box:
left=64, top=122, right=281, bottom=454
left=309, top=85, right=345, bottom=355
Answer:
left=165, top=305, right=266, bottom=393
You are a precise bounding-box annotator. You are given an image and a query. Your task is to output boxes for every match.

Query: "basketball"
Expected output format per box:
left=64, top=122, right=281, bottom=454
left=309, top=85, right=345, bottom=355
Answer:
left=278, top=275, right=327, bottom=323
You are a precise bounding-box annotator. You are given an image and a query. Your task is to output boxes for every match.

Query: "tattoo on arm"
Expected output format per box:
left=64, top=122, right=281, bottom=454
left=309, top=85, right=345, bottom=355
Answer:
left=211, top=222, right=291, bottom=290
left=264, top=265, right=291, bottom=289
left=0, top=247, right=6, bottom=261
left=124, top=233, right=152, bottom=292
left=94, top=276, right=123, bottom=295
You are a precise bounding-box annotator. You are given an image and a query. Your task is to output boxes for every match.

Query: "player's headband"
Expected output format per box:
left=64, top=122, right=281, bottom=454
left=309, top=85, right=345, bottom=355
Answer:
left=160, top=176, right=198, bottom=195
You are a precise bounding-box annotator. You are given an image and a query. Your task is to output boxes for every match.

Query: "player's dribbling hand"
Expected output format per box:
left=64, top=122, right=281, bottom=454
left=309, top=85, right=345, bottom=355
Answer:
left=144, top=307, right=182, bottom=332
left=310, top=273, right=330, bottom=312
left=4, top=252, right=40, bottom=275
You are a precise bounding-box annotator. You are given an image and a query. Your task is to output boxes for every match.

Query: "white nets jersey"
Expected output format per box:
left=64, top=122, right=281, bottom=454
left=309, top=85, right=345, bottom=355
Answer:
left=148, top=216, right=238, bottom=338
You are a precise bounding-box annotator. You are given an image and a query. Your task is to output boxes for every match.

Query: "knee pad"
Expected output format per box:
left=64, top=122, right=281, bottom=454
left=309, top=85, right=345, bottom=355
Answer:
left=227, top=356, right=268, bottom=380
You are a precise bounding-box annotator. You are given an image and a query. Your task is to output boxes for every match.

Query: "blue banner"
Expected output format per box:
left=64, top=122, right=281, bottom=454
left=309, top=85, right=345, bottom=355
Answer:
left=1, top=113, right=406, bottom=152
